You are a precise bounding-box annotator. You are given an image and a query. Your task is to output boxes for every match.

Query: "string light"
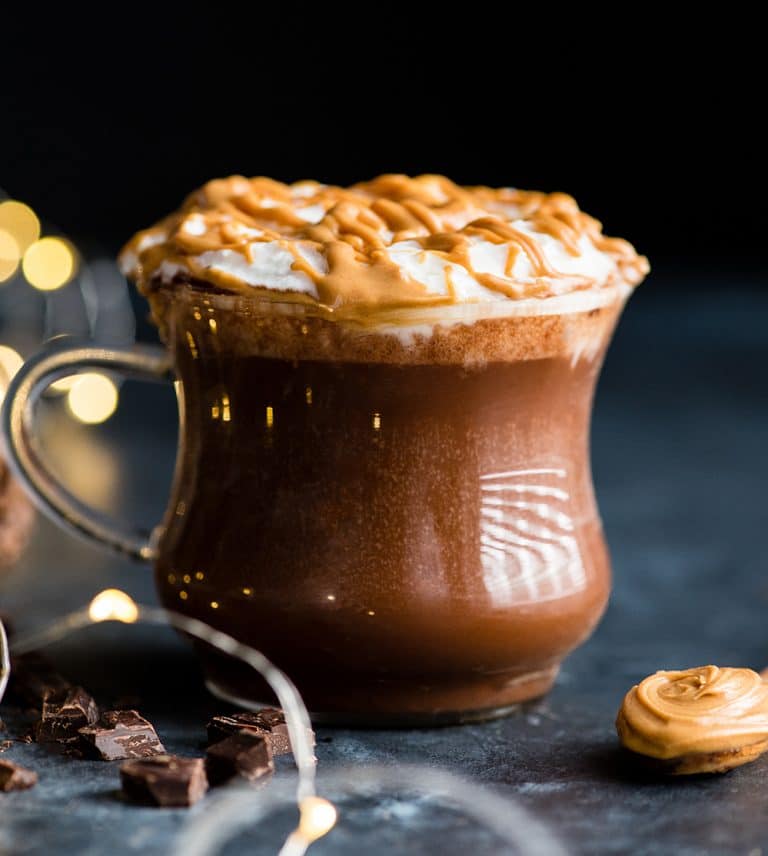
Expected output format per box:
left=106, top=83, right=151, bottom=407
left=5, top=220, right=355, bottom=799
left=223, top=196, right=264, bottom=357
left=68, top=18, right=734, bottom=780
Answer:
left=297, top=797, right=338, bottom=843
left=0, top=595, right=569, bottom=856
left=66, top=373, right=118, bottom=424
left=0, top=229, right=20, bottom=282
left=3, top=590, right=327, bottom=855
left=22, top=236, right=76, bottom=291
left=0, top=345, right=23, bottom=382
left=88, top=589, right=139, bottom=624
left=0, top=200, right=40, bottom=254
left=0, top=345, right=23, bottom=404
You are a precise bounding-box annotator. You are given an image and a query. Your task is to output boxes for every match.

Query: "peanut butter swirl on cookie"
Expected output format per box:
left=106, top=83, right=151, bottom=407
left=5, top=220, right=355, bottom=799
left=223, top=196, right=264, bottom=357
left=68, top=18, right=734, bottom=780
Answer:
left=617, top=666, right=768, bottom=774
left=120, top=174, right=648, bottom=322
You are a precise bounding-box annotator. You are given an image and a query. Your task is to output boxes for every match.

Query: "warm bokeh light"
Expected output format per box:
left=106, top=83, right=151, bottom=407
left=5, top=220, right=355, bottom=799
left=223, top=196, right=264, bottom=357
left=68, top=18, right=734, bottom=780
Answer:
left=0, top=345, right=24, bottom=398
left=22, top=236, right=76, bottom=291
left=0, top=229, right=20, bottom=282
left=298, top=797, right=338, bottom=843
left=66, top=373, right=118, bottom=424
left=0, top=200, right=40, bottom=254
left=88, top=589, right=139, bottom=624
left=49, top=375, right=77, bottom=394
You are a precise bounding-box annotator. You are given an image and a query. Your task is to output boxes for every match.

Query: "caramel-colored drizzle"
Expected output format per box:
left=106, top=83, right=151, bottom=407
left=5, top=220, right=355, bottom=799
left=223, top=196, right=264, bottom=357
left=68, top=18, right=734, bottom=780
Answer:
left=121, top=174, right=649, bottom=315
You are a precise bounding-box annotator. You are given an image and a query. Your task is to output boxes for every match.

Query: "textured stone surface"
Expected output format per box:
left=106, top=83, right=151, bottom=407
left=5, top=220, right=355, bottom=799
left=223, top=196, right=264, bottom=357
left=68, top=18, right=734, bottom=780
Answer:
left=1, top=281, right=767, bottom=854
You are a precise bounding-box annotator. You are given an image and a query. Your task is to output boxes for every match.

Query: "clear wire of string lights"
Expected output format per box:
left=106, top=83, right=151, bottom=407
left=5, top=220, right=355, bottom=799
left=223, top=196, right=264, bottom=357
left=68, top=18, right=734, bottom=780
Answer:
left=0, top=590, right=335, bottom=856
left=0, top=592, right=566, bottom=856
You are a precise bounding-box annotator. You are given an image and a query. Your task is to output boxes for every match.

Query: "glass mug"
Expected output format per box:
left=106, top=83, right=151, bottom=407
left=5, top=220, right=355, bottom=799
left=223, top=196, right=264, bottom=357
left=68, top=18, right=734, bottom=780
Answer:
left=1, top=284, right=624, bottom=724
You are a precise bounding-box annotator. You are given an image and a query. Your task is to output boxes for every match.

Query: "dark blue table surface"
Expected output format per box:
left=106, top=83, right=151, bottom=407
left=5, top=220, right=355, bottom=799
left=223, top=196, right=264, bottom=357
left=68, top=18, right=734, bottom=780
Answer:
left=1, top=277, right=767, bottom=855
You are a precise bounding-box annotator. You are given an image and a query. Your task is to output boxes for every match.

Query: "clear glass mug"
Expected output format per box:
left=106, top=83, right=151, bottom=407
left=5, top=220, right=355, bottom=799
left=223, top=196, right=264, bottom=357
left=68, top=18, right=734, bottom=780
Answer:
left=1, top=284, right=624, bottom=724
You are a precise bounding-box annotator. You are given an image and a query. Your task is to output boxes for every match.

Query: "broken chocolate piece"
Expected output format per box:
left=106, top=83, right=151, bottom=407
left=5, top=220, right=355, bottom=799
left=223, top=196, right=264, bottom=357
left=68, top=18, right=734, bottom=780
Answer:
left=79, top=710, right=165, bottom=761
left=120, top=755, right=208, bottom=807
left=34, top=686, right=99, bottom=744
left=206, top=708, right=313, bottom=756
left=206, top=731, right=274, bottom=785
left=0, top=759, right=37, bottom=791
left=0, top=739, right=12, bottom=753
left=7, top=653, right=73, bottom=708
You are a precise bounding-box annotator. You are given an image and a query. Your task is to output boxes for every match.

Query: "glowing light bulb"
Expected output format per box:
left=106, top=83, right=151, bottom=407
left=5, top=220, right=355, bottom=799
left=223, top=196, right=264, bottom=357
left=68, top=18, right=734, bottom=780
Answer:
left=298, top=796, right=338, bottom=843
left=22, top=236, right=76, bottom=291
left=88, top=589, right=139, bottom=624
left=0, top=200, right=40, bottom=255
left=0, top=229, right=21, bottom=283
left=66, top=373, right=118, bottom=424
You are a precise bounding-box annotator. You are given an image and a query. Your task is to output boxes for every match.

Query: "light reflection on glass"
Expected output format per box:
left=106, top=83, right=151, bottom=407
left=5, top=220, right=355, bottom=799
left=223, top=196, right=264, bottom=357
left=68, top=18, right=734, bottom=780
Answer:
left=373, top=412, right=381, bottom=430
left=186, top=331, right=198, bottom=358
left=266, top=405, right=274, bottom=428
left=478, top=467, right=585, bottom=606
left=305, top=386, right=313, bottom=405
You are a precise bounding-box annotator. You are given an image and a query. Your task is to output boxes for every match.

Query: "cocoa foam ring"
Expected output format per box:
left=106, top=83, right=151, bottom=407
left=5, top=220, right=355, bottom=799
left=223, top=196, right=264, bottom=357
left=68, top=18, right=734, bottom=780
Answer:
left=616, top=666, right=768, bottom=775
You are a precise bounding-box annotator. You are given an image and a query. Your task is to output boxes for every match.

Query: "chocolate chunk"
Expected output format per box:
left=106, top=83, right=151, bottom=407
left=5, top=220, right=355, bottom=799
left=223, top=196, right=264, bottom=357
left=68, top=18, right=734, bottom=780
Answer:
left=207, top=708, right=313, bottom=757
left=79, top=710, right=165, bottom=761
left=0, top=739, right=12, bottom=753
left=0, top=759, right=37, bottom=791
left=120, top=755, right=208, bottom=807
left=7, top=653, right=73, bottom=708
left=34, top=686, right=99, bottom=744
left=206, top=731, right=274, bottom=785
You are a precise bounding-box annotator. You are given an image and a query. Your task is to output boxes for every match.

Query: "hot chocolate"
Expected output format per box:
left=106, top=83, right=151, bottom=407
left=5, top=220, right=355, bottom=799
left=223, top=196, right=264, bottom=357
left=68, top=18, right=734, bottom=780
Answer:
left=149, top=287, right=622, bottom=719
left=2, top=174, right=648, bottom=723
left=121, top=174, right=647, bottom=722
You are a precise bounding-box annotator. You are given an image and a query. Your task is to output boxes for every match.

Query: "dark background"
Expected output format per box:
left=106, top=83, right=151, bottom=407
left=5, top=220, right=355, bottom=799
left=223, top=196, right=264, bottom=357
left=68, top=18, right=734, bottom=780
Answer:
left=1, top=18, right=764, bottom=274
left=3, top=20, right=768, bottom=855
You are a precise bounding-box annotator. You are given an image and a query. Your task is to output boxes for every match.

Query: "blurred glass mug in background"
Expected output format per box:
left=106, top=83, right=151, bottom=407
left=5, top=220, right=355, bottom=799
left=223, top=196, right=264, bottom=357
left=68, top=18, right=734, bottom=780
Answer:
left=0, top=175, right=648, bottom=724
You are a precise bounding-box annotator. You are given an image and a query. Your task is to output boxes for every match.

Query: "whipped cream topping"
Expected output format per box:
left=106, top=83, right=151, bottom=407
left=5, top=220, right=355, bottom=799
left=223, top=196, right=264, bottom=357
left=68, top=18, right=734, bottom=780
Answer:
left=617, top=666, right=768, bottom=760
left=120, top=174, right=649, bottom=322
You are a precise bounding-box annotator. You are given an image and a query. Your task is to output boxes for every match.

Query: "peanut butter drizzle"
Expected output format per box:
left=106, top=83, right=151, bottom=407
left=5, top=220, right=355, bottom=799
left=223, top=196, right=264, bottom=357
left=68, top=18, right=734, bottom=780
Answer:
left=617, top=667, right=768, bottom=760
left=120, top=174, right=649, bottom=321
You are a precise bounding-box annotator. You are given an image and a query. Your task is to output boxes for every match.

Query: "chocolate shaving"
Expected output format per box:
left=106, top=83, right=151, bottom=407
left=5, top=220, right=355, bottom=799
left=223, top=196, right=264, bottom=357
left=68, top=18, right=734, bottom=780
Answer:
left=0, top=759, right=37, bottom=791
left=206, top=731, right=273, bottom=785
left=79, top=710, right=165, bottom=761
left=120, top=755, right=208, bottom=807
left=207, top=708, right=312, bottom=757
left=34, top=686, right=99, bottom=744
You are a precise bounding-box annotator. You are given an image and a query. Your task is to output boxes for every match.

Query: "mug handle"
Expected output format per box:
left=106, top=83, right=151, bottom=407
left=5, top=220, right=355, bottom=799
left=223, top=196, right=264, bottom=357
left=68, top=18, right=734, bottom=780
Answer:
left=0, top=343, right=175, bottom=563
